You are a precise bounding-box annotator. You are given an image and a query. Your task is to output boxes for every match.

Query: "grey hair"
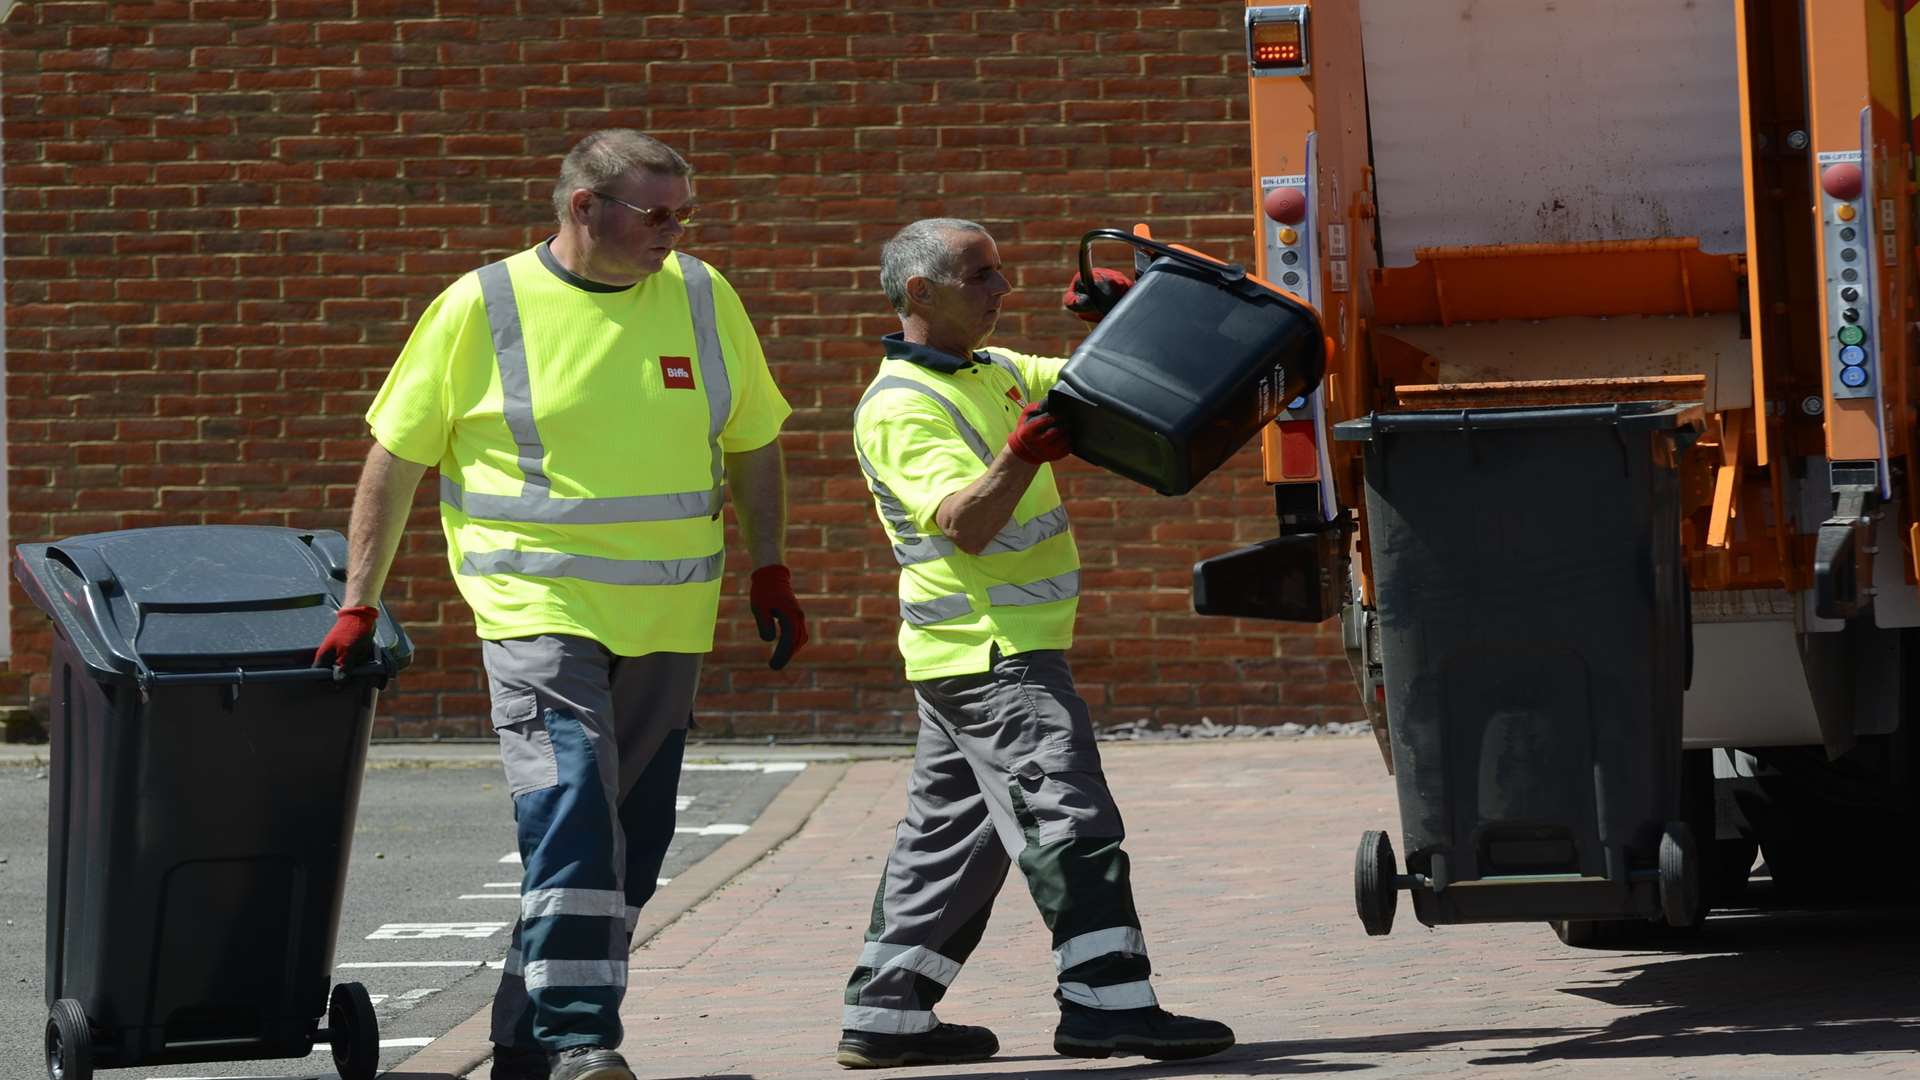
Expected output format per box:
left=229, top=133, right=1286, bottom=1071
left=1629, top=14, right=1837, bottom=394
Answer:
left=880, top=218, right=991, bottom=316
left=553, top=130, right=692, bottom=226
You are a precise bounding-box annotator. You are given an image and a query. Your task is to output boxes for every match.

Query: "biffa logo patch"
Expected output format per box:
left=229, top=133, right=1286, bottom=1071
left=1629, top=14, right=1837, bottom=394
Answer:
left=661, top=356, right=696, bottom=389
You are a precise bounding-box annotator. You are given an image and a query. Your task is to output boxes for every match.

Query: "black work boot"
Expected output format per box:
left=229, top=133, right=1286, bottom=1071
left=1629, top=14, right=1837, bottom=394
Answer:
left=548, top=1045, right=636, bottom=1080
left=1053, top=1002, right=1235, bottom=1061
left=836, top=1022, right=1000, bottom=1068
left=490, top=1041, right=550, bottom=1080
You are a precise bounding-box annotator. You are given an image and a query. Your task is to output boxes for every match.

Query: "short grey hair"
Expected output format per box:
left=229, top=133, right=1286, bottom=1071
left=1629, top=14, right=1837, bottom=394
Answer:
left=553, top=130, right=692, bottom=225
left=880, top=218, right=991, bottom=316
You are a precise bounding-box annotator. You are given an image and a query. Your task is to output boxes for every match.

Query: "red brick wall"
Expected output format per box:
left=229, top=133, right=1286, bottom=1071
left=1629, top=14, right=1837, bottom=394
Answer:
left=0, top=0, right=1357, bottom=739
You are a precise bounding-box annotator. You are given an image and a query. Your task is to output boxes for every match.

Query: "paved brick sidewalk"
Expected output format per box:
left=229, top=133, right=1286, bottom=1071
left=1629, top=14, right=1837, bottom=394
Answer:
left=546, top=738, right=1918, bottom=1079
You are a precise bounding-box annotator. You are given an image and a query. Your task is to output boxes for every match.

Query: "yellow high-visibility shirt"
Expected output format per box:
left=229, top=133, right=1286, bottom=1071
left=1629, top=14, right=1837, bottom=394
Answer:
left=854, top=334, right=1079, bottom=680
left=367, top=242, right=790, bottom=655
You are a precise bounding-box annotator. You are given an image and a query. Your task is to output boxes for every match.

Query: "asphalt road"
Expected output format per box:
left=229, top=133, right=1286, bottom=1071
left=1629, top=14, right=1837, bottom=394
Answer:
left=0, top=748, right=802, bottom=1080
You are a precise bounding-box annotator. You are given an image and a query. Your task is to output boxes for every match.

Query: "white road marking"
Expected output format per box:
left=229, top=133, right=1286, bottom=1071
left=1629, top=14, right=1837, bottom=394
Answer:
left=378, top=988, right=441, bottom=1011
left=499, top=851, right=520, bottom=863
left=682, top=761, right=808, bottom=773
left=674, top=823, right=750, bottom=836
left=483, top=881, right=519, bottom=888
left=152, top=1038, right=436, bottom=1076
left=367, top=922, right=509, bottom=940
left=462, top=880, right=667, bottom=901
left=338, top=960, right=484, bottom=969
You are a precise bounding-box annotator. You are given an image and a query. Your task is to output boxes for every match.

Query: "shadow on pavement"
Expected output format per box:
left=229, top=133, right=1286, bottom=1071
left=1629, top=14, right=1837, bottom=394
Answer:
left=923, top=1028, right=1576, bottom=1078
left=1471, top=904, right=1920, bottom=1063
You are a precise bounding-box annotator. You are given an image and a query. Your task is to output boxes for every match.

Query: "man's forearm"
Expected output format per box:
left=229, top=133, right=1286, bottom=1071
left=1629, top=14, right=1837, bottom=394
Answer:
left=934, top=449, right=1041, bottom=555
left=344, top=443, right=429, bottom=607
left=725, top=439, right=788, bottom=569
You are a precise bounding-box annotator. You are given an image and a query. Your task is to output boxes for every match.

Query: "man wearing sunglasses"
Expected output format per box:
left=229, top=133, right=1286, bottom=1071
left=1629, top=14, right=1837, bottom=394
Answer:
left=832, top=219, right=1232, bottom=1069
left=316, top=130, right=806, bottom=1080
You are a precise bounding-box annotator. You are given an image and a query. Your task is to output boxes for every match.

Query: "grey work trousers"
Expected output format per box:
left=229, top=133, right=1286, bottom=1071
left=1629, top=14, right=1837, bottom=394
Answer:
left=842, top=647, right=1155, bottom=1035
left=483, top=634, right=701, bottom=1053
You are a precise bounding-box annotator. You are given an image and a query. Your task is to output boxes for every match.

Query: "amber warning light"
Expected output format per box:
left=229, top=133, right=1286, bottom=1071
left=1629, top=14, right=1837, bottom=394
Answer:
left=1247, top=7, right=1310, bottom=77
left=1253, top=25, right=1302, bottom=64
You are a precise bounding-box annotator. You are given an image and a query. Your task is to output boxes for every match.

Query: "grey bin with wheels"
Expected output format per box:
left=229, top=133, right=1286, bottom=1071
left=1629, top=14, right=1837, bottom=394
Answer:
left=1332, top=404, right=1701, bottom=934
left=15, top=525, right=411, bottom=1080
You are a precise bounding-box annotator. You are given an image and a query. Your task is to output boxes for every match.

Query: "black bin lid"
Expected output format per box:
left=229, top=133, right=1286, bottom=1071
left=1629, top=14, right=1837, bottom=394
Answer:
left=14, top=525, right=411, bottom=684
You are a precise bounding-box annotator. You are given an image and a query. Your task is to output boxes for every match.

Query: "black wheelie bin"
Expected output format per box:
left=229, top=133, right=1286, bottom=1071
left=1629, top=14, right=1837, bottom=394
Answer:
left=1331, top=403, right=1701, bottom=939
left=1044, top=228, right=1327, bottom=496
left=16, top=525, right=412, bottom=1080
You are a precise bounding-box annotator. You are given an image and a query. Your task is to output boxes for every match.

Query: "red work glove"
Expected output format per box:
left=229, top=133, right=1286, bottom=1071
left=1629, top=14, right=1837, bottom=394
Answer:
left=749, top=564, right=808, bottom=671
left=1062, top=267, right=1133, bottom=324
left=1006, top=402, right=1071, bottom=465
left=313, top=605, right=378, bottom=671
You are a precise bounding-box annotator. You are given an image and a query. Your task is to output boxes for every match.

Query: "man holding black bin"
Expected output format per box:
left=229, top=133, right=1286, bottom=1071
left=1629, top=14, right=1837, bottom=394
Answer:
left=313, top=130, right=806, bottom=1080
left=832, top=218, right=1234, bottom=1069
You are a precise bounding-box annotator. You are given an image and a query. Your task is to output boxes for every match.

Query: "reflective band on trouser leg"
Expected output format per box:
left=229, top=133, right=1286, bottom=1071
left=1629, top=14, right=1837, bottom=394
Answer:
left=1009, top=767, right=1155, bottom=1011
left=843, top=715, right=1013, bottom=1034
left=513, top=707, right=627, bottom=1048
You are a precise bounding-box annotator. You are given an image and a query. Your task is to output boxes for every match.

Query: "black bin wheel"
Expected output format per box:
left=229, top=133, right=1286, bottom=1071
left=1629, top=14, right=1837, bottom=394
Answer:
left=46, top=998, right=92, bottom=1080
left=328, top=982, right=380, bottom=1080
left=1659, top=820, right=1701, bottom=928
left=1354, top=829, right=1399, bottom=936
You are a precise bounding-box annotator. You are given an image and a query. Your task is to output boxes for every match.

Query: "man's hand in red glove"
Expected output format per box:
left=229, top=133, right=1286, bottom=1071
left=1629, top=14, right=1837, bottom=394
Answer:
left=1006, top=402, right=1071, bottom=465
left=749, top=564, right=808, bottom=671
left=1062, top=267, right=1134, bottom=325
left=313, top=605, right=378, bottom=671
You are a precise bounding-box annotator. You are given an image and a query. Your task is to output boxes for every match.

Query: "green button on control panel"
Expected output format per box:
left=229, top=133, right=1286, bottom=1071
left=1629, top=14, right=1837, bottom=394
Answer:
left=1838, top=324, right=1866, bottom=346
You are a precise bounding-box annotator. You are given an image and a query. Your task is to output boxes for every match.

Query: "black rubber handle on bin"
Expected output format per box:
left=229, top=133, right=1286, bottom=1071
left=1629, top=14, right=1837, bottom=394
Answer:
left=1076, top=228, right=1248, bottom=301
left=140, top=660, right=389, bottom=688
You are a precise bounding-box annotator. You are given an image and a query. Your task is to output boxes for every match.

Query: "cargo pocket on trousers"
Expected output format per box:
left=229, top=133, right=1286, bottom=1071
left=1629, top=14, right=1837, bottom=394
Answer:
left=493, top=688, right=560, bottom=796
left=1011, top=750, right=1125, bottom=845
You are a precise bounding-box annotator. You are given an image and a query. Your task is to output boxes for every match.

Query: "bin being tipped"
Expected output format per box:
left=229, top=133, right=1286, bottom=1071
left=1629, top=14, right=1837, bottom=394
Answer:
left=1045, top=228, right=1329, bottom=496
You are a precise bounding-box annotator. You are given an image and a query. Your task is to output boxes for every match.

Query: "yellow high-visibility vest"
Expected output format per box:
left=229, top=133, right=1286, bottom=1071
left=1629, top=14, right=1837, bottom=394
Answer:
left=367, top=242, right=790, bottom=655
left=854, top=337, right=1080, bottom=679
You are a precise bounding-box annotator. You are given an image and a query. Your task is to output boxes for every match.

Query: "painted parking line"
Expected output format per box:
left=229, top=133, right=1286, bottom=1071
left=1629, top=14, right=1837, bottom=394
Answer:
left=337, top=960, right=485, bottom=969
left=459, top=879, right=668, bottom=900
left=675, top=823, right=750, bottom=836
left=366, top=922, right=510, bottom=940
left=150, top=1040, right=440, bottom=1077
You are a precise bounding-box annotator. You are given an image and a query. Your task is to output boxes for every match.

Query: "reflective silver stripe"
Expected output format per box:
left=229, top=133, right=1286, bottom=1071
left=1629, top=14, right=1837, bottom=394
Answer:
left=677, top=252, right=731, bottom=506
left=901, top=593, right=972, bottom=625
left=841, top=1005, right=936, bottom=1035
left=979, top=505, right=1070, bottom=557
left=987, top=569, right=1079, bottom=607
left=858, top=375, right=995, bottom=465
left=854, top=442, right=952, bottom=564
left=460, top=549, right=723, bottom=586
left=477, top=261, right=550, bottom=496
left=522, top=959, right=626, bottom=990
left=453, top=254, right=729, bottom=536
left=520, top=888, right=625, bottom=921
left=441, top=475, right=718, bottom=525
left=1057, top=978, right=1158, bottom=1010
left=857, top=942, right=963, bottom=987
left=1053, top=926, right=1148, bottom=973
left=981, top=350, right=1030, bottom=402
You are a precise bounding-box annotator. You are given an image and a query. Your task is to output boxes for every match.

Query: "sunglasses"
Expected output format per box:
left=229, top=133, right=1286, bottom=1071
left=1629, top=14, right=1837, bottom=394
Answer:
left=592, top=191, right=696, bottom=228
